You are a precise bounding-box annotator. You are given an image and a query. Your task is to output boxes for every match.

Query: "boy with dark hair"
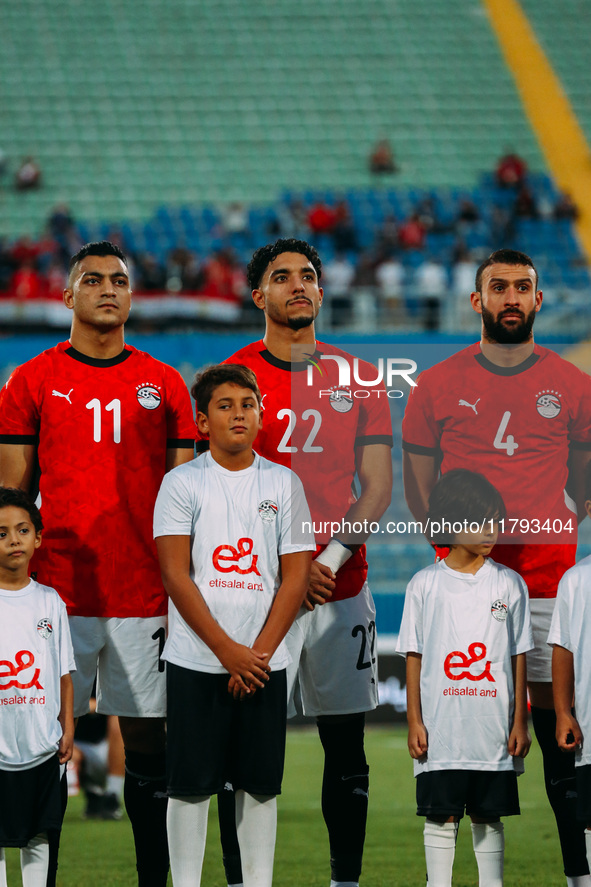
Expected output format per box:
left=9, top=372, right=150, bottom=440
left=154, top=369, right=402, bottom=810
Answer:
left=549, top=461, right=591, bottom=872
left=397, top=469, right=533, bottom=887
left=154, top=363, right=315, bottom=887
left=0, top=487, right=75, bottom=887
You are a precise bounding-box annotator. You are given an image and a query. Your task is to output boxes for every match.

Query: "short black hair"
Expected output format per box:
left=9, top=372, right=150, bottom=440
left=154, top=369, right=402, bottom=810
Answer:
left=427, top=469, right=506, bottom=546
left=475, top=248, right=538, bottom=293
left=68, top=241, right=128, bottom=283
left=0, top=487, right=43, bottom=533
left=247, top=238, right=322, bottom=290
left=192, top=364, right=262, bottom=417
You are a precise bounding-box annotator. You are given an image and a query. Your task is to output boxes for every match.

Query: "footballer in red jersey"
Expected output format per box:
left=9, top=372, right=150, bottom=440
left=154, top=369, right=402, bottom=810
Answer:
left=0, top=242, right=195, bottom=887
left=208, top=239, right=393, bottom=887
left=402, top=248, right=591, bottom=883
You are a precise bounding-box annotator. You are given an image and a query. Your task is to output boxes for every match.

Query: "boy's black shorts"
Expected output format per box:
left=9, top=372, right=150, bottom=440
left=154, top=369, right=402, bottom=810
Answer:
left=576, top=764, right=591, bottom=823
left=416, top=769, right=520, bottom=819
left=0, top=755, right=62, bottom=847
left=166, top=663, right=287, bottom=798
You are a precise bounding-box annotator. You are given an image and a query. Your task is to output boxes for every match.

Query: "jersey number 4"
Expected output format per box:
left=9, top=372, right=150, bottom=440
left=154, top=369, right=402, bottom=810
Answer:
left=493, top=411, right=518, bottom=456
left=86, top=398, right=122, bottom=443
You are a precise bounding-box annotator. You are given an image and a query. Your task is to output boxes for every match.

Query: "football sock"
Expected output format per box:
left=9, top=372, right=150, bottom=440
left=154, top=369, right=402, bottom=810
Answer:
left=21, top=834, right=50, bottom=887
left=531, top=707, right=589, bottom=877
left=45, top=766, right=68, bottom=887
left=423, top=819, right=458, bottom=887
left=107, top=773, right=125, bottom=798
left=124, top=749, right=170, bottom=887
left=471, top=821, right=504, bottom=887
left=330, top=881, right=359, bottom=886
left=317, top=715, right=369, bottom=883
left=586, top=830, right=591, bottom=875
left=0, top=849, right=7, bottom=887
left=235, top=790, right=277, bottom=887
left=167, top=795, right=210, bottom=887
left=566, top=877, right=591, bottom=886
left=217, top=783, right=244, bottom=886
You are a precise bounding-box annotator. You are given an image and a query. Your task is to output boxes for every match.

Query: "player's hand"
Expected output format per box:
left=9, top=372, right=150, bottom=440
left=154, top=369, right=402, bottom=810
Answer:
left=305, top=561, right=336, bottom=611
left=219, top=641, right=270, bottom=699
left=408, top=722, right=428, bottom=760
left=556, top=713, right=582, bottom=752
left=507, top=722, right=531, bottom=758
left=58, top=729, right=74, bottom=764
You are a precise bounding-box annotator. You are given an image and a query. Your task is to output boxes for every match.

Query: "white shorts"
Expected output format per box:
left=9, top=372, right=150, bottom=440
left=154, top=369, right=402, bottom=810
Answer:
left=286, top=581, right=378, bottom=718
left=69, top=616, right=167, bottom=718
left=526, top=598, right=555, bottom=683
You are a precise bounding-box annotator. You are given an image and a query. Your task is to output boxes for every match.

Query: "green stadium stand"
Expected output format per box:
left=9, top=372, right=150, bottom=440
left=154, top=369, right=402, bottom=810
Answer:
left=0, top=0, right=547, bottom=236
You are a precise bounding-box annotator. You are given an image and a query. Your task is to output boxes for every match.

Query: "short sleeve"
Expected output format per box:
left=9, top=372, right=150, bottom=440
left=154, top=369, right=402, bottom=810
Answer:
left=507, top=573, right=534, bottom=656
left=547, top=572, right=573, bottom=651
left=0, top=360, right=42, bottom=442
left=401, top=370, right=441, bottom=455
left=164, top=366, right=197, bottom=448
left=567, top=366, right=591, bottom=450
left=278, top=471, right=316, bottom=555
left=355, top=363, right=393, bottom=448
left=58, top=600, right=76, bottom=676
left=395, top=573, right=424, bottom=655
left=153, top=467, right=197, bottom=538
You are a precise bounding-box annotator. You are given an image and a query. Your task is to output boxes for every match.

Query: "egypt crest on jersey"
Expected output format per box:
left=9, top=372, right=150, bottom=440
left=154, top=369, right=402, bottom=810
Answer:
left=0, top=342, right=195, bottom=618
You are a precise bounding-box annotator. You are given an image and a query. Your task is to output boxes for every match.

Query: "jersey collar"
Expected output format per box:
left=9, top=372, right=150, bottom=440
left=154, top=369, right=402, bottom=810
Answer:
left=65, top=344, right=133, bottom=368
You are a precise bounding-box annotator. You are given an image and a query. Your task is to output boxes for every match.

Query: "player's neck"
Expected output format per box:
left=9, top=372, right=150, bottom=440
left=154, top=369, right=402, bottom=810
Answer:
left=209, top=444, right=256, bottom=472
left=479, top=337, right=534, bottom=367
left=69, top=323, right=126, bottom=360
left=0, top=567, right=31, bottom=591
left=263, top=323, right=316, bottom=363
left=445, top=547, right=486, bottom=575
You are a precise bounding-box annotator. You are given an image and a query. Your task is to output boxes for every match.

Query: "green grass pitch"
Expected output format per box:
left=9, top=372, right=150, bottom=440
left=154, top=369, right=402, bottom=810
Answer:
left=6, top=724, right=564, bottom=886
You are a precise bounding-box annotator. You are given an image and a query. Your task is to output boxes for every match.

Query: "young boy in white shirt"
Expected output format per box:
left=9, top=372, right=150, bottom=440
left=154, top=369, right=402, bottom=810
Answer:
left=153, top=364, right=315, bottom=887
left=549, top=464, right=591, bottom=872
left=0, top=487, right=75, bottom=887
left=396, top=469, right=533, bottom=887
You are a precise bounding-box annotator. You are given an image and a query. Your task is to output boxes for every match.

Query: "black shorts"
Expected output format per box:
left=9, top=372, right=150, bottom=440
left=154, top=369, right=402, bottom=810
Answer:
left=0, top=756, right=62, bottom=847
left=576, top=764, right=591, bottom=824
left=166, top=663, right=287, bottom=798
left=416, top=769, right=520, bottom=819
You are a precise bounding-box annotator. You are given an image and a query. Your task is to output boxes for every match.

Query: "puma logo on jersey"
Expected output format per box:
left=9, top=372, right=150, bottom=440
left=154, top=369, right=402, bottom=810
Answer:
left=52, top=388, right=73, bottom=404
left=458, top=397, right=480, bottom=415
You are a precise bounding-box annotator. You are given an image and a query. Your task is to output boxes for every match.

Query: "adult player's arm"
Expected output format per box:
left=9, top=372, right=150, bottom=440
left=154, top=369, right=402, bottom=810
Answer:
left=552, top=644, right=582, bottom=751
left=309, top=444, right=392, bottom=606
left=508, top=653, right=531, bottom=758
left=166, top=446, right=194, bottom=472
left=155, top=534, right=271, bottom=696
left=58, top=673, right=75, bottom=764
left=0, top=443, right=36, bottom=492
left=566, top=448, right=591, bottom=522
left=402, top=450, right=438, bottom=526
left=406, top=652, right=428, bottom=759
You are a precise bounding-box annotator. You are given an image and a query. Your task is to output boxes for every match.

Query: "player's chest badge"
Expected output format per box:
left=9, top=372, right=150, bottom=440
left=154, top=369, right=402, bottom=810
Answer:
left=535, top=389, right=561, bottom=418
left=136, top=383, right=162, bottom=410
left=328, top=386, right=353, bottom=413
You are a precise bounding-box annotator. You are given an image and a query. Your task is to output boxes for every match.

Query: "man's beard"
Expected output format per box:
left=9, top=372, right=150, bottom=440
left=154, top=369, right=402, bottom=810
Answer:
left=481, top=305, right=536, bottom=344
left=288, top=314, right=315, bottom=331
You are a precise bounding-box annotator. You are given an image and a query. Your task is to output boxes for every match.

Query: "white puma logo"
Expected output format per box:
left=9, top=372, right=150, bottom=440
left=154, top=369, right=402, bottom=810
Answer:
left=459, top=397, right=480, bottom=415
left=52, top=388, right=73, bottom=404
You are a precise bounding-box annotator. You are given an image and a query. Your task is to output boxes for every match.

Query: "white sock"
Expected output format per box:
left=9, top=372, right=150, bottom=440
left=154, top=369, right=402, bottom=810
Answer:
left=235, top=790, right=277, bottom=887
left=471, top=821, right=504, bottom=887
left=424, top=819, right=458, bottom=887
left=330, top=882, right=359, bottom=886
left=567, top=876, right=591, bottom=887
left=20, top=834, right=49, bottom=887
left=167, top=795, right=210, bottom=887
left=106, top=774, right=124, bottom=797
left=585, top=832, right=591, bottom=882
left=0, top=848, right=7, bottom=887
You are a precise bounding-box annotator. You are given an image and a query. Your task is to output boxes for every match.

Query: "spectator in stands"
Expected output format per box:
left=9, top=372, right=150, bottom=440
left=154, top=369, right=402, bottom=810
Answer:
left=456, top=197, right=480, bottom=227
left=332, top=199, right=358, bottom=253
left=10, top=260, right=44, bottom=300
left=377, top=214, right=399, bottom=252
left=375, top=252, right=405, bottom=322
left=554, top=191, right=579, bottom=222
left=495, top=150, right=527, bottom=188
left=200, top=248, right=245, bottom=305
left=15, top=156, right=42, bottom=190
left=45, top=258, right=68, bottom=301
left=268, top=199, right=310, bottom=240
left=307, top=200, right=337, bottom=238
left=451, top=246, right=479, bottom=331
left=513, top=184, right=538, bottom=219
left=398, top=213, right=427, bottom=250
left=322, top=251, right=356, bottom=326
left=223, top=201, right=250, bottom=237
left=136, top=253, right=167, bottom=293
left=369, top=138, right=398, bottom=174
left=415, top=256, right=447, bottom=331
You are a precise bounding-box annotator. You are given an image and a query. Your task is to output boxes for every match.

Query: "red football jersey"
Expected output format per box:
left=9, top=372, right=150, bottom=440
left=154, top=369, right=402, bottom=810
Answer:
left=209, top=339, right=393, bottom=601
left=402, top=342, right=591, bottom=597
left=0, top=342, right=195, bottom=617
